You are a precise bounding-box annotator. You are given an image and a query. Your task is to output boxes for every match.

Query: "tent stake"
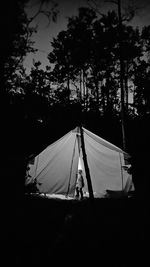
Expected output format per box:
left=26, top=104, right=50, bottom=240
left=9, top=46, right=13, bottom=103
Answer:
left=79, top=125, right=94, bottom=202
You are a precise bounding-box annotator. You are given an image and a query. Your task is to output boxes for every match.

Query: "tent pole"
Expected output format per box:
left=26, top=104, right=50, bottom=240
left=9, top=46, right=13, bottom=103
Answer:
left=79, top=125, right=94, bottom=201
left=119, top=153, right=124, bottom=191
left=34, top=155, right=39, bottom=180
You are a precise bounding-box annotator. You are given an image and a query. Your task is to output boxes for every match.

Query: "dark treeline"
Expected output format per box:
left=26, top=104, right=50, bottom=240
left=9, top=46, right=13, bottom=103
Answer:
left=1, top=0, right=150, bottom=212
left=0, top=5, right=150, bottom=262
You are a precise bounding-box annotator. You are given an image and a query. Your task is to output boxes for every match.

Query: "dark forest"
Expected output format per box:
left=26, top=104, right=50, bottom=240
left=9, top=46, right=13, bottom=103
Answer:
left=1, top=0, right=149, bottom=264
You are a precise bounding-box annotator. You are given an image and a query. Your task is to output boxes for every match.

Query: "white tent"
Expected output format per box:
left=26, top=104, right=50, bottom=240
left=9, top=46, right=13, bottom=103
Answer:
left=26, top=127, right=134, bottom=198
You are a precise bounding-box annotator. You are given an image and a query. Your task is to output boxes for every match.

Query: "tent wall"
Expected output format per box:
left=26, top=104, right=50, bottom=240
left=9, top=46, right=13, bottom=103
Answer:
left=83, top=128, right=131, bottom=194
left=28, top=131, right=79, bottom=196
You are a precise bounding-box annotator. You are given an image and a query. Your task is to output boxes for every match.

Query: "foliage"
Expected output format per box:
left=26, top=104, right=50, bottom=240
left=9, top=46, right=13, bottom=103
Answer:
left=48, top=7, right=147, bottom=119
left=1, top=1, right=150, bottom=199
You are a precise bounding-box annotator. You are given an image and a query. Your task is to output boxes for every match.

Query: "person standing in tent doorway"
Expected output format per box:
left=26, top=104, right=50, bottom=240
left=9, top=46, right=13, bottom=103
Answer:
left=76, top=169, right=85, bottom=200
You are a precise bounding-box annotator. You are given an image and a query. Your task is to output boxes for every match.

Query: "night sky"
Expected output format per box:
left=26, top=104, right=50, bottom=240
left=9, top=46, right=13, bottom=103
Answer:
left=24, top=0, right=150, bottom=72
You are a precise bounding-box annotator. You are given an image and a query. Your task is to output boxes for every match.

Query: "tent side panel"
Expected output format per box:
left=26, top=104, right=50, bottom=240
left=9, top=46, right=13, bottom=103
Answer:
left=84, top=132, right=123, bottom=195
left=28, top=131, right=79, bottom=195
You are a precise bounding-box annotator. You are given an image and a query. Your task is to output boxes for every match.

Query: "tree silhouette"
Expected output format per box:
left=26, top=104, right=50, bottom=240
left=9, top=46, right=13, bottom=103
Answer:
left=0, top=0, right=59, bottom=215
left=1, top=0, right=150, bottom=204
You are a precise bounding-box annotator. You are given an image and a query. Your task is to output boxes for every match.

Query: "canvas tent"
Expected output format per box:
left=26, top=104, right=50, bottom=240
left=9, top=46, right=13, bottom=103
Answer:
left=26, top=127, right=134, bottom=198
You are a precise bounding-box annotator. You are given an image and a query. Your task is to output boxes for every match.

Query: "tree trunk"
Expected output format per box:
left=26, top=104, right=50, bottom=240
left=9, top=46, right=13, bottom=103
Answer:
left=101, top=84, right=106, bottom=115
left=79, top=69, right=82, bottom=101
left=124, top=61, right=129, bottom=111
left=117, top=0, right=126, bottom=150
left=94, top=78, right=99, bottom=111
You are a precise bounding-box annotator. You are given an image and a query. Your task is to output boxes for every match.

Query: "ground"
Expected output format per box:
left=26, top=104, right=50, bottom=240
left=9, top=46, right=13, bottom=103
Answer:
left=2, top=194, right=149, bottom=265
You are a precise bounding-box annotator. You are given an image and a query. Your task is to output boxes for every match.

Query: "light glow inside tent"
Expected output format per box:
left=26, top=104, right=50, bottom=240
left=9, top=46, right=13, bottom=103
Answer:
left=78, top=157, right=83, bottom=171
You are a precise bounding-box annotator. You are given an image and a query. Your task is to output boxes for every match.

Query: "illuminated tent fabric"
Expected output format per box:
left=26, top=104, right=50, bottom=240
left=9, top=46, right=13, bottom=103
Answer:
left=26, top=127, right=134, bottom=197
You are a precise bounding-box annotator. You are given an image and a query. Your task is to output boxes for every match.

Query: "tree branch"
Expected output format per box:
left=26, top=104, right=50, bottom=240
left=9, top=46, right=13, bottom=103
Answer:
left=28, top=0, right=59, bottom=27
left=87, top=0, right=104, bottom=16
